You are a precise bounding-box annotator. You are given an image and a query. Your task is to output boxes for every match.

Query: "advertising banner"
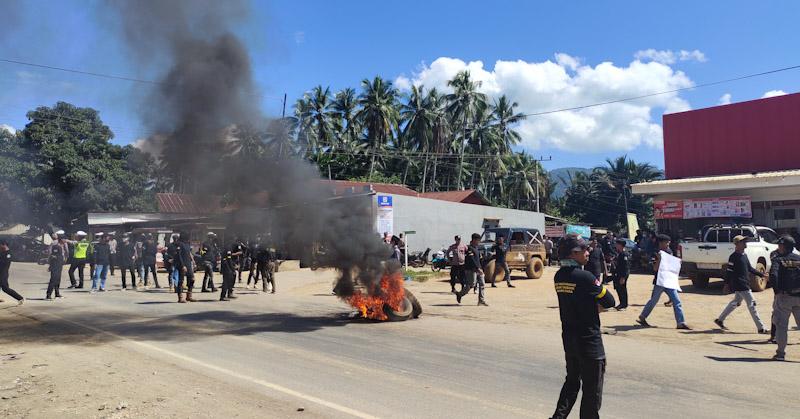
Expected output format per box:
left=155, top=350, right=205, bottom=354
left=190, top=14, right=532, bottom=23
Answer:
left=654, top=200, right=684, bottom=219
left=545, top=225, right=565, bottom=238
left=565, top=224, right=591, bottom=239
left=376, top=195, right=394, bottom=235
left=683, top=196, right=752, bottom=219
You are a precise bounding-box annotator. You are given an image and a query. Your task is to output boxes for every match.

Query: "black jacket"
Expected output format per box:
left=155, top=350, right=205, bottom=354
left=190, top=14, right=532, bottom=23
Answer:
left=725, top=252, right=761, bottom=292
left=587, top=247, right=605, bottom=278
left=769, top=252, right=800, bottom=295
left=0, top=250, right=11, bottom=278
left=555, top=263, right=616, bottom=359
left=118, top=242, right=135, bottom=268
left=612, top=251, right=630, bottom=280
left=464, top=244, right=481, bottom=271
left=142, top=241, right=158, bottom=265
left=94, top=242, right=111, bottom=265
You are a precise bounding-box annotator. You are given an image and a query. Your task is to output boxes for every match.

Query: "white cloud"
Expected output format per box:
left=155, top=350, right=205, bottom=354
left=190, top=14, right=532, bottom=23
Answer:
left=395, top=55, right=694, bottom=152
left=0, top=124, right=16, bottom=135
left=634, top=49, right=707, bottom=64
left=762, top=89, right=787, bottom=98
left=718, top=93, right=732, bottom=105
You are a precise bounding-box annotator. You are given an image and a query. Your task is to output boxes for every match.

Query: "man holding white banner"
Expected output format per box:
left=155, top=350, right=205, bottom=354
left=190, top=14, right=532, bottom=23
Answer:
left=637, top=234, right=691, bottom=330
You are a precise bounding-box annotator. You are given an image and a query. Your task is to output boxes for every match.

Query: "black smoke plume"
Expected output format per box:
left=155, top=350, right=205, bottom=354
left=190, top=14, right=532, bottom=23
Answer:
left=107, top=0, right=390, bottom=295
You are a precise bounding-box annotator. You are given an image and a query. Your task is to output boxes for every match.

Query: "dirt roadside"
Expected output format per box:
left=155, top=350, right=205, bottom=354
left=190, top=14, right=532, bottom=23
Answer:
left=0, top=308, right=322, bottom=419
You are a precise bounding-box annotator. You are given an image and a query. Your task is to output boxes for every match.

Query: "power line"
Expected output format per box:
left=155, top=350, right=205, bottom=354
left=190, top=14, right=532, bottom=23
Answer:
left=521, top=64, right=800, bottom=117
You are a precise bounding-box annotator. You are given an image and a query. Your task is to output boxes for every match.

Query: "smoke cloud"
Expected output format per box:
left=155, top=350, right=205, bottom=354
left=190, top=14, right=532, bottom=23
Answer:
left=107, top=0, right=391, bottom=296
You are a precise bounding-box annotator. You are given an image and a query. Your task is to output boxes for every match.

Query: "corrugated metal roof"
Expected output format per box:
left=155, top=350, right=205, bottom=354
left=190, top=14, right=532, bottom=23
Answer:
left=635, top=169, right=800, bottom=186
left=156, top=193, right=224, bottom=214
left=325, top=180, right=418, bottom=197
left=418, top=189, right=490, bottom=205
left=631, top=169, right=800, bottom=195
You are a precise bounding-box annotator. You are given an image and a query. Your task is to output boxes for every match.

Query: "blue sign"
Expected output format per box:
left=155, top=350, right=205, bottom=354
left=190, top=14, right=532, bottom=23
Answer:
left=378, top=195, right=393, bottom=207
left=565, top=224, right=591, bottom=239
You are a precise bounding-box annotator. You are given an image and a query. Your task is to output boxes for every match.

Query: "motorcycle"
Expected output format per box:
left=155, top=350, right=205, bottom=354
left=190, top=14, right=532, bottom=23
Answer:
left=407, top=248, right=431, bottom=268
left=430, top=248, right=449, bottom=272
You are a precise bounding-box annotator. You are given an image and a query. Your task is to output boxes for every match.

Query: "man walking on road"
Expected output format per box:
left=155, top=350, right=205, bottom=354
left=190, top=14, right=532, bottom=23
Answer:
left=456, top=233, right=487, bottom=306
left=91, top=233, right=110, bottom=293
left=0, top=240, right=24, bottom=305
left=200, top=232, right=218, bottom=293
left=46, top=233, right=66, bottom=300
left=587, top=238, right=606, bottom=283
left=490, top=235, right=514, bottom=288
left=108, top=232, right=117, bottom=277
left=544, top=235, right=554, bottom=266
left=448, top=235, right=467, bottom=294
left=176, top=232, right=196, bottom=303
left=550, top=234, right=616, bottom=419
left=769, top=235, right=800, bottom=361
left=68, top=231, right=90, bottom=289
left=637, top=234, right=690, bottom=330
left=612, top=238, right=630, bottom=311
left=118, top=233, right=137, bottom=290
left=219, top=249, right=238, bottom=301
left=714, top=235, right=768, bottom=334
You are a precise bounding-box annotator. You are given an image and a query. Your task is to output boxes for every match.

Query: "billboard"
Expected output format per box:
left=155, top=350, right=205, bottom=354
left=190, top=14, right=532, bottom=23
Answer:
left=565, top=224, right=591, bottom=238
left=654, top=200, right=685, bottom=219
left=376, top=195, right=394, bottom=235
left=682, top=196, right=752, bottom=219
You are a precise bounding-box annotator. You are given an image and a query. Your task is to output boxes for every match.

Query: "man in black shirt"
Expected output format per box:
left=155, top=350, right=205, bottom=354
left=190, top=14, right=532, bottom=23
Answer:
left=612, top=239, right=630, bottom=311
left=490, top=235, right=514, bottom=288
left=175, top=232, right=196, bottom=303
left=0, top=240, right=24, bottom=305
left=456, top=233, right=487, bottom=306
left=550, top=234, right=616, bottom=419
left=768, top=235, right=800, bottom=361
left=219, top=249, right=238, bottom=301
left=714, top=235, right=767, bottom=333
left=587, top=238, right=606, bottom=282
left=200, top=232, right=218, bottom=293
left=46, top=235, right=66, bottom=300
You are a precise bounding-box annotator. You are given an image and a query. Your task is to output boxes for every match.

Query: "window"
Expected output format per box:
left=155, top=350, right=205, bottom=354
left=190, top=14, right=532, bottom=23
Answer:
left=774, top=208, right=796, bottom=221
left=758, top=229, right=779, bottom=244
left=510, top=231, right=525, bottom=244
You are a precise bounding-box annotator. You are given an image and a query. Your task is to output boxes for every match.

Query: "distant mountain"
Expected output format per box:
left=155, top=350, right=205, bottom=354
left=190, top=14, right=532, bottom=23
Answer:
left=549, top=167, right=592, bottom=198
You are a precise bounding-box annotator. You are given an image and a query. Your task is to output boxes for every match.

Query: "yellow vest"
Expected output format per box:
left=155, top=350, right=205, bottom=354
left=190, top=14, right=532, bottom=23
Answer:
left=74, top=240, right=90, bottom=260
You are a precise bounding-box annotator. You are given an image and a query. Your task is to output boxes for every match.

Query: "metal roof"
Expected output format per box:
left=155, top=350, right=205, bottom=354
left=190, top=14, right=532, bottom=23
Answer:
left=418, top=189, right=490, bottom=205
left=631, top=169, right=800, bottom=195
left=156, top=193, right=225, bottom=214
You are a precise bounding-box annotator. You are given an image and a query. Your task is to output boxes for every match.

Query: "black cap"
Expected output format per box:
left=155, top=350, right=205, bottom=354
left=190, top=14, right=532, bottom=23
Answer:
left=558, top=234, right=588, bottom=259
left=615, top=238, right=627, bottom=245
left=656, top=234, right=671, bottom=242
left=471, top=233, right=481, bottom=241
left=777, top=235, right=796, bottom=248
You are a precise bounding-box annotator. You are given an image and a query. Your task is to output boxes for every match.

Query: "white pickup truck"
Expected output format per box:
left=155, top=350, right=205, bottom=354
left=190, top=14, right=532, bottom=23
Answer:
left=680, top=225, right=780, bottom=292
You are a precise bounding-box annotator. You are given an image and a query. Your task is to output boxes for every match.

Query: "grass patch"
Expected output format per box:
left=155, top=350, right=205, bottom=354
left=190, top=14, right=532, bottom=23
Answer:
left=403, top=269, right=447, bottom=283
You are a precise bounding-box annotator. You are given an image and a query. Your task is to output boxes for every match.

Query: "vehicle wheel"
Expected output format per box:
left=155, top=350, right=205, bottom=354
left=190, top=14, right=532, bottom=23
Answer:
left=384, top=290, right=418, bottom=321
left=526, top=258, right=545, bottom=279
left=691, top=273, right=709, bottom=289
left=484, top=260, right=499, bottom=284
left=750, top=262, right=768, bottom=292
left=405, top=288, right=423, bottom=318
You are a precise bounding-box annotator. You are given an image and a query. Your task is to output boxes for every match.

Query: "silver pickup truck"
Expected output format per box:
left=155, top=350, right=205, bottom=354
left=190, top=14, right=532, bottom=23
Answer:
left=680, top=225, right=780, bottom=292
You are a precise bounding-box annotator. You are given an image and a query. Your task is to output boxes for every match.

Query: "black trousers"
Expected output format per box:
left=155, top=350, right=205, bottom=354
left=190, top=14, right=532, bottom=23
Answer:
left=177, top=269, right=195, bottom=293
left=143, top=264, right=159, bottom=287
left=450, top=265, right=464, bottom=290
left=221, top=271, right=235, bottom=299
left=120, top=266, right=137, bottom=288
left=551, top=356, right=606, bottom=419
left=202, top=262, right=215, bottom=290
left=1, top=272, right=23, bottom=301
left=47, top=263, right=64, bottom=298
left=614, top=278, right=628, bottom=308
left=68, top=261, right=86, bottom=287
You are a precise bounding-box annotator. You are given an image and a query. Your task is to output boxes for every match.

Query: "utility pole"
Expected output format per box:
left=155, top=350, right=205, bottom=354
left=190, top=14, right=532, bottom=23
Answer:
left=281, top=93, right=287, bottom=118
left=533, top=155, right=552, bottom=213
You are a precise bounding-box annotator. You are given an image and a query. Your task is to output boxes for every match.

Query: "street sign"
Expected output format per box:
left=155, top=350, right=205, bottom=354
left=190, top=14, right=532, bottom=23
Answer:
left=404, top=230, right=416, bottom=235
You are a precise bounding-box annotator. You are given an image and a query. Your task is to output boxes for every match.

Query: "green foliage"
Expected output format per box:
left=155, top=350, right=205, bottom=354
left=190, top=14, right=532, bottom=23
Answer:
left=0, top=102, right=156, bottom=229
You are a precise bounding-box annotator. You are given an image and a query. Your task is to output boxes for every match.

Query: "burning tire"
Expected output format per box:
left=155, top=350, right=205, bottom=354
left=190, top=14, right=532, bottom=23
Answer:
left=383, top=288, right=422, bottom=321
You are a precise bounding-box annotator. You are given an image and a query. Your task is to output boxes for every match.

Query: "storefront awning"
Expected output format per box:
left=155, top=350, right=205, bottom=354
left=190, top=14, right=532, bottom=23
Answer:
left=632, top=169, right=800, bottom=196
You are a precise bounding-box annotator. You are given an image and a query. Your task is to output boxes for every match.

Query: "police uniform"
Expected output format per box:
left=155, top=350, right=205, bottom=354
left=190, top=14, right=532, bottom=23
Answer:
left=769, top=236, right=800, bottom=360
left=46, top=242, right=65, bottom=299
left=219, top=250, right=237, bottom=301
left=612, top=242, right=630, bottom=310
left=1, top=247, right=24, bottom=302
left=175, top=237, right=196, bottom=303
left=200, top=238, right=217, bottom=292
left=551, top=235, right=616, bottom=419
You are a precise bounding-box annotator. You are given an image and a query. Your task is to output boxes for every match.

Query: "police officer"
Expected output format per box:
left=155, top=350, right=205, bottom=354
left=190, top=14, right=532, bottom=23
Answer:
left=200, top=232, right=218, bottom=293
left=769, top=235, right=800, bottom=361
left=0, top=239, right=24, bottom=305
left=46, top=233, right=66, bottom=300
left=550, top=234, right=616, bottom=419
left=68, top=231, right=90, bottom=289
left=175, top=231, right=196, bottom=303
left=612, top=238, right=630, bottom=311
left=118, top=233, right=137, bottom=290
left=219, top=249, right=237, bottom=301
left=586, top=238, right=606, bottom=283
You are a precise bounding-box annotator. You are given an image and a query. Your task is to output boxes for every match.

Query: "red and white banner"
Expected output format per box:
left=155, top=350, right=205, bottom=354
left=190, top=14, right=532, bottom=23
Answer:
left=654, top=200, right=684, bottom=219
left=545, top=225, right=565, bottom=238
left=683, top=196, right=751, bottom=219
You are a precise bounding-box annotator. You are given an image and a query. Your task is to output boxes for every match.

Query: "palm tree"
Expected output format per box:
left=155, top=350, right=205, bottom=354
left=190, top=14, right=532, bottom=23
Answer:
left=294, top=95, right=315, bottom=156
left=308, top=85, right=335, bottom=150
left=427, top=88, right=451, bottom=192
left=445, top=70, right=487, bottom=189
left=356, top=76, right=400, bottom=180
left=491, top=95, right=526, bottom=154
left=400, top=85, right=436, bottom=191
left=332, top=88, right=359, bottom=145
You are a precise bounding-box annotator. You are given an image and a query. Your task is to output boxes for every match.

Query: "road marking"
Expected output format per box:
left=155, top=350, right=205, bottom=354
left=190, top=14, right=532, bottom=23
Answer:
left=25, top=310, right=379, bottom=419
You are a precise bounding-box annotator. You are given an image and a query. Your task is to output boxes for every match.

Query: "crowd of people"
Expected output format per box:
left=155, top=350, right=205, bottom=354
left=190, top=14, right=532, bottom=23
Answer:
left=0, top=230, right=280, bottom=305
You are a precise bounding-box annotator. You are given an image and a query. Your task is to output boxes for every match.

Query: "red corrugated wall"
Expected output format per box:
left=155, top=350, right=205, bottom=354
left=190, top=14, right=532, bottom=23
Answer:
left=663, top=92, right=800, bottom=179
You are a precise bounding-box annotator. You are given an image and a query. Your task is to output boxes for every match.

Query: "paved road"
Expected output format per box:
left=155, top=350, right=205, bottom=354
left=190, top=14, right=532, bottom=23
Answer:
left=2, top=263, right=798, bottom=418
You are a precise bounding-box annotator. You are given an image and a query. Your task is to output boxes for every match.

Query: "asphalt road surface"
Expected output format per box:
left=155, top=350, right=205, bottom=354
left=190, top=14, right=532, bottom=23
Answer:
left=2, top=263, right=798, bottom=418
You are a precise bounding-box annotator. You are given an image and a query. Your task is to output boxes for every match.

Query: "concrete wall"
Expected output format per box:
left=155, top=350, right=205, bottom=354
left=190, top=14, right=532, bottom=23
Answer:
left=377, top=194, right=546, bottom=253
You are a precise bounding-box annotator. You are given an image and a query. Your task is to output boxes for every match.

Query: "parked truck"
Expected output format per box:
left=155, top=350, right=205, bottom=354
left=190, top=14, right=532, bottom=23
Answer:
left=680, top=224, right=781, bottom=292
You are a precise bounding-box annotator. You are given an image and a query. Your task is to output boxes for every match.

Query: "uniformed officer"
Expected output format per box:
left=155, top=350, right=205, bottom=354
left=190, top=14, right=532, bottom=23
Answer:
left=769, top=235, right=800, bottom=361
left=0, top=239, right=25, bottom=305
left=46, top=234, right=67, bottom=300
left=200, top=232, right=218, bottom=293
left=550, top=234, right=616, bottom=419
left=219, top=249, right=238, bottom=301
left=175, top=232, right=196, bottom=303
left=612, top=238, right=630, bottom=311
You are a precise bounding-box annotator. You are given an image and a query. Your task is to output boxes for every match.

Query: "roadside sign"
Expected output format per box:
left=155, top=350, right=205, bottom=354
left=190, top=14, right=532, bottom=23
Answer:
left=404, top=230, right=416, bottom=235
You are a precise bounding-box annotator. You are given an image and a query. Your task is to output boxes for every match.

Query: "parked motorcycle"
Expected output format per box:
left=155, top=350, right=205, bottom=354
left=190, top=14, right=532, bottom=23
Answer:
left=430, top=248, right=449, bottom=272
left=407, top=248, right=431, bottom=268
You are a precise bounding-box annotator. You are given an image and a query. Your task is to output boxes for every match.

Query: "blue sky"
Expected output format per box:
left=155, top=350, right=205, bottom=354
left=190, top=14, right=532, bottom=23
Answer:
left=1, top=1, right=798, bottom=171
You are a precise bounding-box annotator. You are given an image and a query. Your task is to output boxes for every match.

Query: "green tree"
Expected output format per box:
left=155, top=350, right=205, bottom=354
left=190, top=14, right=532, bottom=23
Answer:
left=0, top=102, right=156, bottom=229
left=356, top=76, right=400, bottom=180
left=446, top=70, right=488, bottom=189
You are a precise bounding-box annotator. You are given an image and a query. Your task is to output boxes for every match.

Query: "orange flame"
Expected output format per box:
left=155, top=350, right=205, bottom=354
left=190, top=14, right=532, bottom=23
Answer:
left=346, top=271, right=405, bottom=321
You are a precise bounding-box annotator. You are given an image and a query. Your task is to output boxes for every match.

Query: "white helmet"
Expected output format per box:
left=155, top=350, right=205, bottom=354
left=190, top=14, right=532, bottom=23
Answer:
left=76, top=231, right=87, bottom=236
left=55, top=230, right=65, bottom=235
left=95, top=232, right=104, bottom=237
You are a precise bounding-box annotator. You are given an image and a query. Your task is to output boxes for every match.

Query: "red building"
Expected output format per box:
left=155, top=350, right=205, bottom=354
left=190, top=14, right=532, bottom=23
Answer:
left=634, top=92, right=800, bottom=236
